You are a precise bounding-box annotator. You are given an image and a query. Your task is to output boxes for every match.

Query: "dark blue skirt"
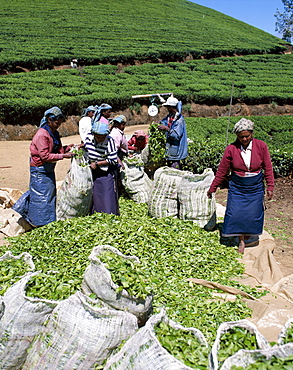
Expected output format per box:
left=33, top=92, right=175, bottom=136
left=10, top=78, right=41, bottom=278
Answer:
left=91, top=167, right=119, bottom=216
left=28, top=162, right=57, bottom=226
left=222, top=171, right=264, bottom=237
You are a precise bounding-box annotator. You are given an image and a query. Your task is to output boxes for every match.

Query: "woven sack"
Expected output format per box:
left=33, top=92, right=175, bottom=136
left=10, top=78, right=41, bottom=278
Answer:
left=278, top=317, right=293, bottom=345
left=220, top=343, right=293, bottom=370
left=120, top=156, right=152, bottom=203
left=82, top=245, right=153, bottom=324
left=104, top=309, right=208, bottom=370
left=178, top=168, right=216, bottom=229
left=0, top=271, right=57, bottom=369
left=148, top=167, right=191, bottom=219
left=56, top=154, right=93, bottom=220
left=209, top=319, right=270, bottom=370
left=22, top=291, right=138, bottom=370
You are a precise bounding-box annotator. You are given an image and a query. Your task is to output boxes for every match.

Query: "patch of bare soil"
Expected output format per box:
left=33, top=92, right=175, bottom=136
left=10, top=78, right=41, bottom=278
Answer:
left=215, top=177, right=293, bottom=276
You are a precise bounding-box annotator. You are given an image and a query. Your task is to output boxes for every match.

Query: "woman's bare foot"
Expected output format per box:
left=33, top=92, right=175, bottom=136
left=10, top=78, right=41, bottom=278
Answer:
left=238, top=240, right=245, bottom=253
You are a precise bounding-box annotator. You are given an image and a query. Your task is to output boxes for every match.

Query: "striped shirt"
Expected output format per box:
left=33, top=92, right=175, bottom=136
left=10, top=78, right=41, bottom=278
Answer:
left=84, top=134, right=118, bottom=171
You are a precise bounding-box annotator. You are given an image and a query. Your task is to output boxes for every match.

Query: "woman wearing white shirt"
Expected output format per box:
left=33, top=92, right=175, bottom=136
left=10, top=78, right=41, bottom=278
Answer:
left=78, top=105, right=97, bottom=142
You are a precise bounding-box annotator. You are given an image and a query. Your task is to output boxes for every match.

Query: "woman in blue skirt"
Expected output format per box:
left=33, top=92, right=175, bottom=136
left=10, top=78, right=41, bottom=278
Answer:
left=207, top=118, right=274, bottom=253
left=13, top=107, right=75, bottom=227
left=84, top=121, right=119, bottom=215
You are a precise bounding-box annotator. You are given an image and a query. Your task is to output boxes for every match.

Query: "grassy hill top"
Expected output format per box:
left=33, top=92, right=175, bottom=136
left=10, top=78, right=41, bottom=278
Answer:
left=0, top=0, right=287, bottom=72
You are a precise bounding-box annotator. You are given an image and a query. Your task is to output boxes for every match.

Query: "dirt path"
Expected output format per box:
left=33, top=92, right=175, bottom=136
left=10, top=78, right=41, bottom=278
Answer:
left=0, top=125, right=149, bottom=192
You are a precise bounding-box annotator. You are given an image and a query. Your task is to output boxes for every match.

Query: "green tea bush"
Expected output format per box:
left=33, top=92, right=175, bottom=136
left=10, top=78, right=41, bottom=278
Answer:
left=0, top=0, right=285, bottom=71
left=1, top=55, right=293, bottom=125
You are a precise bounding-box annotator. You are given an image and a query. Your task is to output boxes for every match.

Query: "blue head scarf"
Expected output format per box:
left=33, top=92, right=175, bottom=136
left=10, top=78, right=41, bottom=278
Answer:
left=39, top=106, right=64, bottom=152
left=39, top=106, right=64, bottom=127
left=81, top=105, right=97, bottom=118
left=110, top=114, right=126, bottom=125
left=92, top=103, right=112, bottom=124
left=91, top=121, right=110, bottom=135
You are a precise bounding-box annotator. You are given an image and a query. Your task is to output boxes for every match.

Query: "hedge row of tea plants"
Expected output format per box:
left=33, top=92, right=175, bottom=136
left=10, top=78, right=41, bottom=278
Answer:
left=0, top=0, right=285, bottom=71
left=1, top=54, right=293, bottom=125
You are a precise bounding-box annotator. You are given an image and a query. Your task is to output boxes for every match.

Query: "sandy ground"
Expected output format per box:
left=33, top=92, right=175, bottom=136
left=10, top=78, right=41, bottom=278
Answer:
left=0, top=125, right=149, bottom=192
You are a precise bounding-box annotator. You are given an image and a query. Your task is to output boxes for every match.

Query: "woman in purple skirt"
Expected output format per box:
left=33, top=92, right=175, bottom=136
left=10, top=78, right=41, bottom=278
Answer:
left=84, top=121, right=119, bottom=215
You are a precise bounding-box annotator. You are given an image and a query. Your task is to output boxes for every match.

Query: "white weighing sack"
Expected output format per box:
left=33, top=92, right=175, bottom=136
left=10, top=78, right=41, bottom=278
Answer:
left=220, top=343, right=293, bottom=370
left=120, top=156, right=152, bottom=203
left=178, top=168, right=216, bottom=229
left=0, top=271, right=58, bottom=369
left=278, top=317, right=293, bottom=344
left=22, top=291, right=138, bottom=370
left=104, top=309, right=208, bottom=370
left=82, top=245, right=153, bottom=324
left=148, top=167, right=191, bottom=219
left=209, top=319, right=270, bottom=370
left=56, top=155, right=93, bottom=220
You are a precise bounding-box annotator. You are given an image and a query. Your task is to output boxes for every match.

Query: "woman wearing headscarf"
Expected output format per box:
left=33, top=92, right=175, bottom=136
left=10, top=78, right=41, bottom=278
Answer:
left=158, top=96, right=188, bottom=169
left=78, top=105, right=97, bottom=143
left=13, top=106, right=75, bottom=227
left=109, top=115, right=128, bottom=167
left=92, top=103, right=112, bottom=126
left=84, top=121, right=119, bottom=215
left=207, top=118, right=274, bottom=253
left=128, top=130, right=148, bottom=153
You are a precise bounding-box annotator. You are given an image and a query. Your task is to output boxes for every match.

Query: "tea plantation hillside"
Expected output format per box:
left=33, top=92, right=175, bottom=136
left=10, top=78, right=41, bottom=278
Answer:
left=0, top=0, right=287, bottom=72
left=1, top=54, right=293, bottom=126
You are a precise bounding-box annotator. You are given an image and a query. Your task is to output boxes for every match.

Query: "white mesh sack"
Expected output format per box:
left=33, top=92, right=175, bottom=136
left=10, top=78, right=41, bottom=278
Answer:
left=104, top=309, right=208, bottom=370
left=148, top=167, right=192, bottom=219
left=209, top=319, right=270, bottom=370
left=120, top=156, right=152, bottom=203
left=0, top=271, right=58, bottom=369
left=22, top=291, right=138, bottom=370
left=220, top=343, right=293, bottom=370
left=82, top=245, right=153, bottom=324
left=56, top=154, right=93, bottom=220
left=278, top=317, right=293, bottom=345
left=0, top=250, right=35, bottom=270
left=178, top=168, right=216, bottom=229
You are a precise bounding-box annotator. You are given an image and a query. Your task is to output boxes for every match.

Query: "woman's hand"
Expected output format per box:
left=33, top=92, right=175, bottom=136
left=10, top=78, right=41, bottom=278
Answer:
left=158, top=124, right=169, bottom=131
left=90, top=162, right=97, bottom=170
left=118, top=158, right=124, bottom=169
left=267, top=190, right=273, bottom=200
left=207, top=190, right=213, bottom=199
left=63, top=152, right=74, bottom=159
